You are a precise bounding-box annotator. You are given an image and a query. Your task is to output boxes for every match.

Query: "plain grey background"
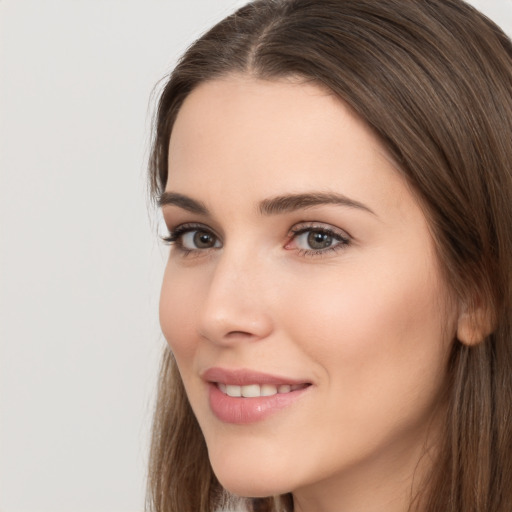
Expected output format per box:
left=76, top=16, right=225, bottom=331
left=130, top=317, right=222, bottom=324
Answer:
left=0, top=1, right=510, bottom=511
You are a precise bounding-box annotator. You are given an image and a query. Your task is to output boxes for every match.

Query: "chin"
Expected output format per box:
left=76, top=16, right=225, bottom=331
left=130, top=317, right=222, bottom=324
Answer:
left=216, top=477, right=287, bottom=499
left=209, top=454, right=293, bottom=498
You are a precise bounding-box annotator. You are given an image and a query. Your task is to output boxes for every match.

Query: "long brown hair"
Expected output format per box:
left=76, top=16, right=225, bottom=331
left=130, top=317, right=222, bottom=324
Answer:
left=146, top=1, right=512, bottom=511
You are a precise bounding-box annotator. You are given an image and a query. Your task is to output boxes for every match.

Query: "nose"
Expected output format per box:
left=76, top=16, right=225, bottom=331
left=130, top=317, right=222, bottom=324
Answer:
left=197, top=248, right=274, bottom=346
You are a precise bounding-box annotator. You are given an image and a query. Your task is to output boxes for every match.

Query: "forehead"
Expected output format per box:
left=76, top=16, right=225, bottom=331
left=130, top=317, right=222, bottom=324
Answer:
left=167, top=75, right=415, bottom=220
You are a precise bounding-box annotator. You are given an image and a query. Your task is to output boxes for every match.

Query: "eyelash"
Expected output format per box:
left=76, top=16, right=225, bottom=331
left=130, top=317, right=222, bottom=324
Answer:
left=161, top=222, right=351, bottom=258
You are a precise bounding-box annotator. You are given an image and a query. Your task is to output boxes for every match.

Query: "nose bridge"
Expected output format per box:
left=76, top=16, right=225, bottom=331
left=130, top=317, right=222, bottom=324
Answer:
left=198, top=244, right=273, bottom=344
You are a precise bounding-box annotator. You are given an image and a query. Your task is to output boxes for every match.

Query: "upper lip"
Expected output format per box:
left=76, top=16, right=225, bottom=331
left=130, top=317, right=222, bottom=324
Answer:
left=201, top=367, right=311, bottom=386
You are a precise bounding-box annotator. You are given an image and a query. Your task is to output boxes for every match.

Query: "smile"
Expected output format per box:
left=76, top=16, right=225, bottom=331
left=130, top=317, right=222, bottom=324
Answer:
left=201, top=368, right=312, bottom=424
left=217, top=382, right=309, bottom=397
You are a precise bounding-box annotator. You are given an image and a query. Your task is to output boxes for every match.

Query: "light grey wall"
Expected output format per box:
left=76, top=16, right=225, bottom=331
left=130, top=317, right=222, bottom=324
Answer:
left=0, top=1, right=510, bottom=511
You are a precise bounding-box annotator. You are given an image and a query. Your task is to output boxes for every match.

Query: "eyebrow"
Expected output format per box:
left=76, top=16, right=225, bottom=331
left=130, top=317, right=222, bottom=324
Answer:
left=158, top=192, right=209, bottom=215
left=158, top=191, right=375, bottom=217
left=259, top=192, right=376, bottom=216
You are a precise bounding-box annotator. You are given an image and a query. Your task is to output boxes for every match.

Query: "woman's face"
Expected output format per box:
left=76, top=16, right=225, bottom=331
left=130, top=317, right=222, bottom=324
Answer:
left=160, top=76, right=458, bottom=508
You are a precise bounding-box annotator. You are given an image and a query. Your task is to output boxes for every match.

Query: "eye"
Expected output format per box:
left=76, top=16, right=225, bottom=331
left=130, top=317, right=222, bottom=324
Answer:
left=286, top=223, right=350, bottom=256
left=181, top=229, right=220, bottom=250
left=296, top=230, right=336, bottom=250
left=162, top=223, right=221, bottom=253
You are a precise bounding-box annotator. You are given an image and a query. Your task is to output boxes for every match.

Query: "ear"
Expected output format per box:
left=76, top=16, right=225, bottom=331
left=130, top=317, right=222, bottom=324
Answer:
left=456, top=302, right=495, bottom=346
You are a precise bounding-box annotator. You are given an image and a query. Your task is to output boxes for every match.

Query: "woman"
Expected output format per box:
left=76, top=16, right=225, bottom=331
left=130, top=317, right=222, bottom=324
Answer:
left=147, top=1, right=512, bottom=511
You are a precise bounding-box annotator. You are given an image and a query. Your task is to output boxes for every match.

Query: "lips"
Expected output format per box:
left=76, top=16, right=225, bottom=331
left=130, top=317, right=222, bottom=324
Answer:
left=202, top=367, right=310, bottom=386
left=202, top=367, right=311, bottom=424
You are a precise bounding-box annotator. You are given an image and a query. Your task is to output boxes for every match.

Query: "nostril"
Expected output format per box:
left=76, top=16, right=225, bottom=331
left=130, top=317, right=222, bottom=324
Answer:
left=225, top=330, right=255, bottom=337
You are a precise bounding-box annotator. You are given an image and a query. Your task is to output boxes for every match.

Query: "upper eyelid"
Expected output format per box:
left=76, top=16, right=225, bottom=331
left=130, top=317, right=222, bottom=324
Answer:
left=166, top=221, right=219, bottom=236
left=289, top=222, right=353, bottom=240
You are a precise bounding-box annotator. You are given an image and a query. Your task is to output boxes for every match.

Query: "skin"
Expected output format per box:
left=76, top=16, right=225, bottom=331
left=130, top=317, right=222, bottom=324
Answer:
left=159, top=75, right=460, bottom=512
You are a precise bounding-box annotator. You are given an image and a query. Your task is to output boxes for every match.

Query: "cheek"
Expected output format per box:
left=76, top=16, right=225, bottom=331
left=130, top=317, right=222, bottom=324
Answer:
left=159, top=264, right=199, bottom=361
left=279, top=253, right=454, bottom=404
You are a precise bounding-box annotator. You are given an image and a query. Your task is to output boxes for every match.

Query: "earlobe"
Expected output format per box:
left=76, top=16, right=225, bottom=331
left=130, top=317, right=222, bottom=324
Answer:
left=456, top=304, right=495, bottom=346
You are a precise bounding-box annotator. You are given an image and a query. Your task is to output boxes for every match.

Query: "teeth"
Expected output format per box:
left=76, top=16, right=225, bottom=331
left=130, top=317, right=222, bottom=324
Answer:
left=241, top=384, right=260, bottom=398
left=218, top=383, right=307, bottom=397
left=260, top=384, right=278, bottom=396
left=226, top=385, right=242, bottom=397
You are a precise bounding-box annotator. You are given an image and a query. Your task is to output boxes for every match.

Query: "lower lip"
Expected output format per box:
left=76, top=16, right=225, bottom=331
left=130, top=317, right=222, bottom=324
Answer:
left=208, top=383, right=309, bottom=424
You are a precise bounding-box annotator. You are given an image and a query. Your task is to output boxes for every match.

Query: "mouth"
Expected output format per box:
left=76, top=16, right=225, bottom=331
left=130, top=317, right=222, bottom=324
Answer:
left=202, top=367, right=312, bottom=424
left=216, top=382, right=310, bottom=397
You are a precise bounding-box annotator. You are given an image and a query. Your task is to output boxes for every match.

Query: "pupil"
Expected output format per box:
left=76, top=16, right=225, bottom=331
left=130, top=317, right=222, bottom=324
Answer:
left=308, top=231, right=332, bottom=249
left=194, top=231, right=214, bottom=248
